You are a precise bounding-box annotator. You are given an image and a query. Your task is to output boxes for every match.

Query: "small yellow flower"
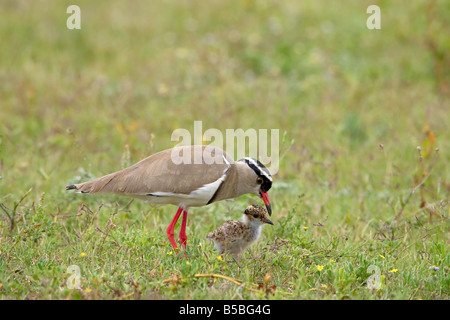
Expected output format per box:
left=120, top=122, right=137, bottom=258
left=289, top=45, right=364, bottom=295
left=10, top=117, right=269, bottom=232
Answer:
left=320, top=284, right=328, bottom=289
left=317, top=265, right=324, bottom=271
left=217, top=256, right=223, bottom=261
left=167, top=251, right=173, bottom=255
left=264, top=273, right=271, bottom=284
left=84, top=288, right=92, bottom=293
left=79, top=252, right=87, bottom=258
left=389, top=268, right=398, bottom=273
left=329, top=259, right=336, bottom=263
left=303, top=226, right=308, bottom=230
left=379, top=255, right=385, bottom=259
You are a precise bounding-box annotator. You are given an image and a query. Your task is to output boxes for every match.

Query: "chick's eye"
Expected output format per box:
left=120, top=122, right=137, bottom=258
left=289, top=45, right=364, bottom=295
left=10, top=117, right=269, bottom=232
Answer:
left=256, top=177, right=263, bottom=185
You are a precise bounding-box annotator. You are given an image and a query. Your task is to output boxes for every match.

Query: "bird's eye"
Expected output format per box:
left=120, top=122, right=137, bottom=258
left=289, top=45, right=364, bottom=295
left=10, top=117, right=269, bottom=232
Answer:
left=256, top=177, right=263, bottom=185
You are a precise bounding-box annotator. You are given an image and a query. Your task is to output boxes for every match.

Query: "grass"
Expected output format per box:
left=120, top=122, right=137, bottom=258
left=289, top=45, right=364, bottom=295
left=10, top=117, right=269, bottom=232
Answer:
left=0, top=0, right=449, bottom=300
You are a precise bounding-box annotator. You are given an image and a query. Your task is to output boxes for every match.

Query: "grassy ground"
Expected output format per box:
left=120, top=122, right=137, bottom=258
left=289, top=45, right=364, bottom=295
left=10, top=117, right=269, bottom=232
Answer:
left=0, top=0, right=449, bottom=300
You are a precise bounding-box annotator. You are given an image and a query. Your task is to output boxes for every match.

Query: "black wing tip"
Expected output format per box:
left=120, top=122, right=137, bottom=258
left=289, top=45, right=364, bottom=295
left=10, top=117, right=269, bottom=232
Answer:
left=66, top=185, right=78, bottom=191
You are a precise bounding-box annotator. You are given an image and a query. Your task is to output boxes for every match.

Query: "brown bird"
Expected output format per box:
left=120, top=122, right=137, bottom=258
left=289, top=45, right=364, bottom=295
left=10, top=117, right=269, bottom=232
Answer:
left=66, top=145, right=272, bottom=252
left=206, top=204, right=273, bottom=258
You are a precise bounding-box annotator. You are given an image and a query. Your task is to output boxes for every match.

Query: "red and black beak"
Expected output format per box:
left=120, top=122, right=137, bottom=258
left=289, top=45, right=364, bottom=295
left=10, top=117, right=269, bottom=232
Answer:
left=260, top=191, right=272, bottom=215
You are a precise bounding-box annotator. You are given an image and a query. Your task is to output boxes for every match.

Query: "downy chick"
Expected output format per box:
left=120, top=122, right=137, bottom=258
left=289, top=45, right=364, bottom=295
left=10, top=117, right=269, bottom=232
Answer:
left=207, top=204, right=273, bottom=258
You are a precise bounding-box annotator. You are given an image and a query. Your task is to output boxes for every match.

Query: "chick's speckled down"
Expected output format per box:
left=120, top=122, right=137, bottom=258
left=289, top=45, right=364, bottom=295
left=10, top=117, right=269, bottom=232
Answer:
left=206, top=204, right=273, bottom=256
left=206, top=220, right=248, bottom=242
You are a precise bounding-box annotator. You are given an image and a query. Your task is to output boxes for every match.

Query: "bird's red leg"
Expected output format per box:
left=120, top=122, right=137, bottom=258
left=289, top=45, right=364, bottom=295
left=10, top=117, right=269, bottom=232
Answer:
left=179, top=210, right=188, bottom=250
left=166, top=207, right=183, bottom=251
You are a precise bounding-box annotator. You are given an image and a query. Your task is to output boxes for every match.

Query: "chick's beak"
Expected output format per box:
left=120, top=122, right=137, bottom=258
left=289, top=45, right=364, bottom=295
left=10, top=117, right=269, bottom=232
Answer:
left=263, top=217, right=274, bottom=225
left=260, top=191, right=272, bottom=215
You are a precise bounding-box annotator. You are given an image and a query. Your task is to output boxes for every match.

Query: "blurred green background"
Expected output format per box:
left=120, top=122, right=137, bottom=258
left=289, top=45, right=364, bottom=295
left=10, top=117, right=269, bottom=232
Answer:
left=0, top=0, right=448, bottom=299
left=1, top=0, right=449, bottom=187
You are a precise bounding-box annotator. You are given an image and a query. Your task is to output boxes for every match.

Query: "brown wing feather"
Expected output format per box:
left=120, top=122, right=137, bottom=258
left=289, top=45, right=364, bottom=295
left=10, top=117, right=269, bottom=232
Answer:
left=69, top=146, right=234, bottom=195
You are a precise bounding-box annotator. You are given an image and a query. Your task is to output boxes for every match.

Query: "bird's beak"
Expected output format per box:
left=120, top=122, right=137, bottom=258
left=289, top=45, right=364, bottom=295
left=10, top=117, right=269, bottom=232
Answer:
left=260, top=191, right=272, bottom=216
left=263, top=217, right=274, bottom=225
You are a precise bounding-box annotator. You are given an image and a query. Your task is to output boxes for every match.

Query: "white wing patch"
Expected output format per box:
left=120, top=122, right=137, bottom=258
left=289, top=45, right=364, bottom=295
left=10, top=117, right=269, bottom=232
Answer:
left=146, top=166, right=229, bottom=207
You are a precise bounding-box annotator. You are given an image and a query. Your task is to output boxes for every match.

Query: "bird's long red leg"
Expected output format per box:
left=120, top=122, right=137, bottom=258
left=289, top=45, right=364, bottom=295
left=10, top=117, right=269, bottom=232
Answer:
left=179, top=210, right=188, bottom=250
left=166, top=207, right=183, bottom=251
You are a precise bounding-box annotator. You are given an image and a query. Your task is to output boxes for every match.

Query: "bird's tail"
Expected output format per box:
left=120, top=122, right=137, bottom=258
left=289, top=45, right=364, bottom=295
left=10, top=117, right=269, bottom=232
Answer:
left=65, top=170, right=124, bottom=194
left=65, top=184, right=89, bottom=193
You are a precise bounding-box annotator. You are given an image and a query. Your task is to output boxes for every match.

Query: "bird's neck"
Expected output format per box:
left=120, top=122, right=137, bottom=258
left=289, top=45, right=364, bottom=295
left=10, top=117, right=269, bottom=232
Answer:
left=247, top=223, right=262, bottom=241
left=208, top=162, right=259, bottom=204
left=242, top=215, right=263, bottom=238
left=209, top=162, right=248, bottom=202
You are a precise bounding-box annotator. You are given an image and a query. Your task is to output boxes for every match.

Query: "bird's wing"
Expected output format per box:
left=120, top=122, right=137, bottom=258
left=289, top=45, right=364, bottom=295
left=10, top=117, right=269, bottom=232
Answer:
left=69, top=146, right=234, bottom=196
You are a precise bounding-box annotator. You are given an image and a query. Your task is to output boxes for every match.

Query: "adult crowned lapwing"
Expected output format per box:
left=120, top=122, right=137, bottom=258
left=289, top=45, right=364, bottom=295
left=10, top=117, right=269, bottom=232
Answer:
left=66, top=145, right=272, bottom=252
left=207, top=204, right=273, bottom=259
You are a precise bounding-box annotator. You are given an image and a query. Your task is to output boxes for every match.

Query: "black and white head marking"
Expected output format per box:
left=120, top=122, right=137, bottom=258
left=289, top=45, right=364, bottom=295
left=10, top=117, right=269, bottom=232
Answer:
left=239, top=158, right=272, bottom=192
